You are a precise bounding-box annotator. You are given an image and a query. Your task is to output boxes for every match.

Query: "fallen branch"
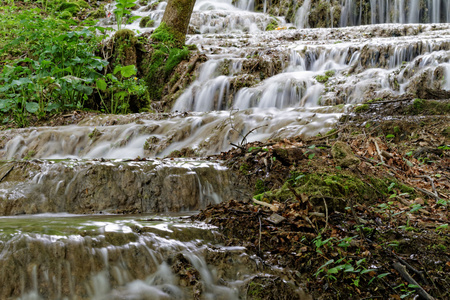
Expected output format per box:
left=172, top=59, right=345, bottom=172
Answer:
left=306, top=126, right=347, bottom=142
left=230, top=142, right=245, bottom=151
left=394, top=255, right=429, bottom=286
left=252, top=198, right=276, bottom=210
left=415, top=175, right=439, bottom=201
left=0, top=166, right=14, bottom=183
left=393, top=262, right=435, bottom=300
left=371, top=138, right=385, bottom=164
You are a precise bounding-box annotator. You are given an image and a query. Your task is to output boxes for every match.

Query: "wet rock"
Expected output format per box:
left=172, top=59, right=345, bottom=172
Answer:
left=331, top=141, right=360, bottom=168
left=0, top=160, right=251, bottom=215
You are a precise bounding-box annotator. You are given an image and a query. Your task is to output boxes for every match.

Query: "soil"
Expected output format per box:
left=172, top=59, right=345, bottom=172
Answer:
left=191, top=97, right=450, bottom=300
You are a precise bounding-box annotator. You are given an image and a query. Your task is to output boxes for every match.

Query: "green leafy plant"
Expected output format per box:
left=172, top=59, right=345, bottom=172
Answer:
left=96, top=65, right=147, bottom=114
left=114, top=0, right=139, bottom=30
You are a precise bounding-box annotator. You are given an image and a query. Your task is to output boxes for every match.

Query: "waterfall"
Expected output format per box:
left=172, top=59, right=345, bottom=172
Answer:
left=295, top=0, right=311, bottom=28
left=340, top=0, right=449, bottom=27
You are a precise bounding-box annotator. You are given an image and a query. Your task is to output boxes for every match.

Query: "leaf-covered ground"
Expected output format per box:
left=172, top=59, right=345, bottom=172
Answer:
left=193, top=98, right=449, bottom=300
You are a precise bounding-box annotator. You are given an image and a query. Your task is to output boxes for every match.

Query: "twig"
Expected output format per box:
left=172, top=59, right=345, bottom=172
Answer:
left=371, top=138, right=385, bottom=164
left=252, top=198, right=276, bottom=210
left=364, top=96, right=413, bottom=105
left=415, top=175, right=439, bottom=201
left=393, top=262, right=435, bottom=300
left=240, top=125, right=268, bottom=145
left=0, top=166, right=14, bottom=183
left=258, top=216, right=262, bottom=253
left=415, top=187, right=442, bottom=201
left=305, top=125, right=347, bottom=142
left=322, top=197, right=329, bottom=232
left=230, top=142, right=245, bottom=150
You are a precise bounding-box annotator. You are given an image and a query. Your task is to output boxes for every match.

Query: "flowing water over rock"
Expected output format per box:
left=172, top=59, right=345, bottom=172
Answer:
left=0, top=214, right=285, bottom=299
left=2, top=0, right=450, bottom=298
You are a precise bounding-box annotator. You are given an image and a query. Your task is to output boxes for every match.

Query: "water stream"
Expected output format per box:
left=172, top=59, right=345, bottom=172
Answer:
left=1, top=0, right=450, bottom=298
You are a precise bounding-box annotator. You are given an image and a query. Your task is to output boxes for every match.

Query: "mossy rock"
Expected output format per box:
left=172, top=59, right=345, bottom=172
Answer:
left=90, top=6, right=106, bottom=19
left=59, top=10, right=73, bottom=20
left=331, top=141, right=360, bottom=168
left=112, top=29, right=138, bottom=67
left=58, top=2, right=80, bottom=14
left=58, top=0, right=88, bottom=14
left=266, top=170, right=416, bottom=212
left=139, top=16, right=155, bottom=28
left=315, top=75, right=329, bottom=83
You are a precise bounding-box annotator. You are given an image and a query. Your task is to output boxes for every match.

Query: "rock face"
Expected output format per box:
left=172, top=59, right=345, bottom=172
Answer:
left=0, top=159, right=251, bottom=215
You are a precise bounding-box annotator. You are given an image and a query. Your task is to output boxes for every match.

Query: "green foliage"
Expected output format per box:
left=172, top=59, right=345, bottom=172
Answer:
left=413, top=98, right=425, bottom=110
left=114, top=0, right=139, bottom=30
left=151, top=22, right=178, bottom=47
left=265, top=18, right=278, bottom=31
left=165, top=47, right=189, bottom=74
left=315, top=74, right=329, bottom=83
left=325, top=70, right=336, bottom=77
left=0, top=25, right=110, bottom=126
left=354, top=104, right=369, bottom=113
left=96, top=65, right=148, bottom=114
left=144, top=22, right=190, bottom=101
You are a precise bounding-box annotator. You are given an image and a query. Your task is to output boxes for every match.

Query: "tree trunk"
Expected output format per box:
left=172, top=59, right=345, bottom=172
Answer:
left=158, top=0, right=196, bottom=47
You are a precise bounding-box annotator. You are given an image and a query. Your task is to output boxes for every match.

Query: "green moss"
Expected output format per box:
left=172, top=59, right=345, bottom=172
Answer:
left=264, top=171, right=416, bottom=212
left=90, top=6, right=106, bottom=19
left=239, top=163, right=250, bottom=175
left=271, top=172, right=372, bottom=211
left=413, top=98, right=425, bottom=110
left=75, top=0, right=89, bottom=9
left=354, top=104, right=369, bottom=113
left=315, top=75, right=329, bottom=83
left=144, top=23, right=190, bottom=101
left=59, top=10, right=73, bottom=19
left=254, top=179, right=267, bottom=195
left=151, top=22, right=181, bottom=48
left=325, top=128, right=338, bottom=138
left=407, top=99, right=450, bottom=115
left=325, top=70, right=335, bottom=77
left=139, top=17, right=155, bottom=28
left=139, top=16, right=151, bottom=28
left=165, top=47, right=189, bottom=74
left=247, top=281, right=265, bottom=299
left=58, top=2, right=81, bottom=14
left=265, top=18, right=278, bottom=31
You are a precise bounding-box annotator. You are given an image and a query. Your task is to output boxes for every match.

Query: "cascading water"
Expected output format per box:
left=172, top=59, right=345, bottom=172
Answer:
left=1, top=0, right=450, bottom=298
left=341, top=0, right=450, bottom=26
